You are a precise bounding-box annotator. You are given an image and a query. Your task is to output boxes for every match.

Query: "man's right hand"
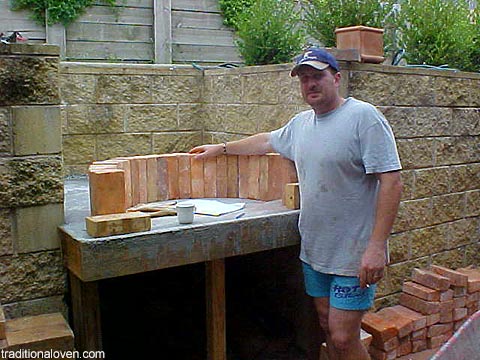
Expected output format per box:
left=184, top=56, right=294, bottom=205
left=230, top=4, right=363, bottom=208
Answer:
left=189, top=144, right=223, bottom=159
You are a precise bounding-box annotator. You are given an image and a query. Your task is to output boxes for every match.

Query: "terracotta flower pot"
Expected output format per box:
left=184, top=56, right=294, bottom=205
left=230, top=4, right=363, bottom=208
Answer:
left=335, top=25, right=385, bottom=64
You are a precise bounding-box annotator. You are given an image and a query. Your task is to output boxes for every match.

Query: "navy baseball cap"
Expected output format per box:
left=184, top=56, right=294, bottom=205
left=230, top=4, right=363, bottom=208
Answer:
left=290, top=48, right=340, bottom=76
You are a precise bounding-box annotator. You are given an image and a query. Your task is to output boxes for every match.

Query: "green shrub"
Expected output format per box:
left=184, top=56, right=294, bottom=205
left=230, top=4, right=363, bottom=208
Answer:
left=235, top=0, right=305, bottom=65
left=219, top=0, right=255, bottom=29
left=302, top=0, right=391, bottom=47
left=393, top=0, right=479, bottom=71
left=11, top=0, right=116, bottom=25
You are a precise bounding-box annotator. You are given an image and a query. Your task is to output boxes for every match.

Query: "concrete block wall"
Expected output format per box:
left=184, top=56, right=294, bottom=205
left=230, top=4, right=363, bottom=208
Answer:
left=61, top=61, right=480, bottom=310
left=0, top=44, right=67, bottom=319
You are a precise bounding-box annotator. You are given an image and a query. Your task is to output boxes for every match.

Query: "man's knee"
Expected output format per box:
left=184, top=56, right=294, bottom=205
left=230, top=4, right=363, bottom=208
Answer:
left=330, top=330, right=359, bottom=352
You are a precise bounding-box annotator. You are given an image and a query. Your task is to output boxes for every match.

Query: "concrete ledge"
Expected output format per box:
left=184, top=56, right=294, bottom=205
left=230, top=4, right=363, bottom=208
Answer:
left=0, top=43, right=60, bottom=56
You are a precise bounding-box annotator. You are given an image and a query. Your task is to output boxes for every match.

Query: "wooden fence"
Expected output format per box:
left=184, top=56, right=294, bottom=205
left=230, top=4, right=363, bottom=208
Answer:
left=0, top=0, right=242, bottom=64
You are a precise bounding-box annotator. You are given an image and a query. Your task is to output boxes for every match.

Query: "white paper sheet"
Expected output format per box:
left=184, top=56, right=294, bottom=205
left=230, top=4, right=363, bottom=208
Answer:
left=177, top=199, right=245, bottom=216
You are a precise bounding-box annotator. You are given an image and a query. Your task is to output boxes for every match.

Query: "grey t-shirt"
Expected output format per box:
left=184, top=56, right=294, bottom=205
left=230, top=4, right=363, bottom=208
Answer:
left=270, top=97, right=402, bottom=276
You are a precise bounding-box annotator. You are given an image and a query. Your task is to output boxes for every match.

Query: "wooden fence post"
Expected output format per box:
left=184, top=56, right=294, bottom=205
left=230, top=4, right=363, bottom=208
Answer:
left=45, top=10, right=66, bottom=58
left=154, top=0, right=172, bottom=63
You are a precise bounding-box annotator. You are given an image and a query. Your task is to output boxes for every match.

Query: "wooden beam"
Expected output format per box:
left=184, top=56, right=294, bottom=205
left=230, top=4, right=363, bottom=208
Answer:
left=205, top=259, right=226, bottom=360
left=154, top=0, right=172, bottom=63
left=69, top=273, right=103, bottom=352
left=45, top=11, right=66, bottom=58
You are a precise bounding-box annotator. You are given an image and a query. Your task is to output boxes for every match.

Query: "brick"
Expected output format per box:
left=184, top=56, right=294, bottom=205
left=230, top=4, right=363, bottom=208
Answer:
left=177, top=153, right=192, bottom=199
left=190, top=156, right=205, bottom=198
left=426, top=313, right=440, bottom=326
left=0, top=306, right=5, bottom=340
left=439, top=289, right=454, bottom=302
left=89, top=169, right=126, bottom=215
left=164, top=154, right=179, bottom=199
left=377, top=307, right=414, bottom=338
left=360, top=328, right=373, bottom=348
left=427, top=334, right=447, bottom=349
left=453, top=307, right=468, bottom=321
left=204, top=157, right=217, bottom=198
left=467, top=291, right=480, bottom=305
left=399, top=293, right=440, bottom=315
left=109, top=159, right=133, bottom=208
left=431, top=265, right=468, bottom=287
left=456, top=267, right=480, bottom=293
left=412, top=339, right=427, bottom=353
left=439, top=300, right=454, bottom=313
left=5, top=313, right=74, bottom=352
left=439, top=310, right=453, bottom=323
left=467, top=303, right=478, bottom=316
left=454, top=319, right=465, bottom=331
left=266, top=153, right=284, bottom=200
left=453, top=296, right=466, bottom=308
left=156, top=155, right=171, bottom=200
left=371, top=333, right=399, bottom=352
left=412, top=268, right=451, bottom=291
left=411, top=328, right=427, bottom=340
left=226, top=155, right=239, bottom=198
left=403, top=281, right=440, bottom=301
left=397, top=336, right=412, bottom=357
left=145, top=155, right=159, bottom=202
left=451, top=285, right=467, bottom=297
left=362, top=312, right=398, bottom=342
left=427, top=323, right=453, bottom=338
left=216, top=155, right=228, bottom=198
left=368, top=345, right=397, bottom=360
left=238, top=155, right=249, bottom=198
left=248, top=155, right=260, bottom=199
left=388, top=305, right=427, bottom=331
left=136, top=156, right=148, bottom=203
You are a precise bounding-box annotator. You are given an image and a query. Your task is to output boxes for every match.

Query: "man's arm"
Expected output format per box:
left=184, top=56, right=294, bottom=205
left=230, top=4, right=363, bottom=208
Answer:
left=189, top=132, right=274, bottom=159
left=359, top=171, right=403, bottom=288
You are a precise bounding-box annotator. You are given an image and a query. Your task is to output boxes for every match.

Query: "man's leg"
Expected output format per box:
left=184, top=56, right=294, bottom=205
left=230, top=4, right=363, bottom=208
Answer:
left=328, top=307, right=370, bottom=360
left=313, top=297, right=337, bottom=360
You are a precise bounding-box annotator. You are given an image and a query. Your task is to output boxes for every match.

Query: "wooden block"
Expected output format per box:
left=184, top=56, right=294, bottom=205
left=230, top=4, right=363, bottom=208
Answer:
left=361, top=312, right=398, bottom=343
left=426, top=313, right=440, bottom=326
left=190, top=156, right=205, bottom=198
left=412, top=268, right=451, bottom=291
left=431, top=265, right=468, bottom=287
left=177, top=153, right=192, bottom=199
left=247, top=155, right=260, bottom=199
left=411, top=327, right=427, bottom=340
left=5, top=313, right=74, bottom=352
left=204, top=157, right=217, bottom=198
left=456, top=267, right=480, bottom=293
left=388, top=305, right=427, bottom=331
left=439, top=289, right=454, bottom=302
left=216, top=155, right=228, bottom=198
left=403, top=281, right=440, bottom=302
left=411, top=339, right=427, bottom=353
left=238, top=155, right=249, bottom=198
left=226, top=155, right=239, bottom=198
left=0, top=306, right=5, bottom=340
left=399, top=293, right=440, bottom=315
left=88, top=170, right=126, bottom=216
left=283, top=183, right=300, bottom=210
left=427, top=323, right=453, bottom=338
left=368, top=345, right=397, bottom=360
left=397, top=335, right=412, bottom=357
left=86, top=212, right=151, bottom=238
left=453, top=307, right=467, bottom=321
left=146, top=155, right=159, bottom=202
left=156, top=155, right=171, bottom=200
left=377, top=308, right=414, bottom=338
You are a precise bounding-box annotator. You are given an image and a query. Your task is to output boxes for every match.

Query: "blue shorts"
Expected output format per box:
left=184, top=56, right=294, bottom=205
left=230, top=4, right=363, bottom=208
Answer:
left=302, top=262, right=376, bottom=311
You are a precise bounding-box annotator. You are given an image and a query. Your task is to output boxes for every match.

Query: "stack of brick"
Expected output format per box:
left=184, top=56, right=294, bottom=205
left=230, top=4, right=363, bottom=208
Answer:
left=0, top=303, right=74, bottom=358
left=362, top=265, right=480, bottom=360
left=88, top=153, right=297, bottom=215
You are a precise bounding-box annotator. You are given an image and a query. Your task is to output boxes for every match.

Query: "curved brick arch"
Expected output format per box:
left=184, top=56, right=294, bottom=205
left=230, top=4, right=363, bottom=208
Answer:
left=88, top=153, right=297, bottom=216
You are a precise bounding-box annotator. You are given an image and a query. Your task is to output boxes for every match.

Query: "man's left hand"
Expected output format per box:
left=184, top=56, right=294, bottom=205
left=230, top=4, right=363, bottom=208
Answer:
left=359, top=243, right=386, bottom=288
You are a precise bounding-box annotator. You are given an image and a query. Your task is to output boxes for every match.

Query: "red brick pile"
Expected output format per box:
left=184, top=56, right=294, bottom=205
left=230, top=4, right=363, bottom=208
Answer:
left=362, top=265, right=480, bottom=360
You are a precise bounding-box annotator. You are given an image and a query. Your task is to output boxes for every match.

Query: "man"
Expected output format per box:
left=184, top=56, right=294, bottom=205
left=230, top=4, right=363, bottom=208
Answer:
left=190, top=48, right=402, bottom=360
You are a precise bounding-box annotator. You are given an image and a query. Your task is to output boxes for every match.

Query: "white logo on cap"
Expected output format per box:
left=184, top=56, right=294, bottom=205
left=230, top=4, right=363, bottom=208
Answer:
left=302, top=51, right=317, bottom=61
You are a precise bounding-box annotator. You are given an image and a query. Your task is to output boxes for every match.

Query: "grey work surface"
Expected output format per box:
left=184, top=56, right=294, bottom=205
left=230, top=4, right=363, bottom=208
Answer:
left=61, top=176, right=301, bottom=282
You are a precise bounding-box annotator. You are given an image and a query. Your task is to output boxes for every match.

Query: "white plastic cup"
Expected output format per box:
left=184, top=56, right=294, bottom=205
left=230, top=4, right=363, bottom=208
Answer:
left=176, top=203, right=195, bottom=224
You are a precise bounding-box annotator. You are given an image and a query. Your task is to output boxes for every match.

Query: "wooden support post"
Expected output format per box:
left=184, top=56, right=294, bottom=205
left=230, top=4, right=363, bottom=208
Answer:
left=205, top=259, right=226, bottom=360
left=69, top=273, right=103, bottom=352
left=154, top=0, right=172, bottom=63
left=45, top=11, right=66, bottom=58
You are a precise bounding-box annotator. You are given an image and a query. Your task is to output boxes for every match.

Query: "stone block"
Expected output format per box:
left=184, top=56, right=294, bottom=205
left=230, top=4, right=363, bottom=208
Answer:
left=1, top=295, right=67, bottom=320
left=396, top=138, right=435, bottom=169
left=387, top=233, right=409, bottom=263
left=152, top=75, right=202, bottom=104
left=13, top=203, right=64, bottom=253
left=451, top=108, right=480, bottom=136
left=126, top=104, right=177, bottom=132
left=465, top=243, right=480, bottom=267
left=434, top=137, right=472, bottom=166
left=59, top=74, right=96, bottom=104
left=0, top=306, right=5, bottom=339
left=448, top=218, right=478, bottom=248
left=97, top=133, right=152, bottom=159
left=66, top=104, right=125, bottom=134
left=277, top=72, right=304, bottom=104
left=0, top=209, right=13, bottom=256
left=0, top=251, right=65, bottom=304
left=12, top=106, right=61, bottom=156
left=0, top=56, right=59, bottom=106
left=5, top=313, right=74, bottom=353
left=432, top=193, right=465, bottom=224
left=203, top=74, right=242, bottom=104
left=433, top=77, right=474, bottom=107
left=413, top=167, right=449, bottom=198
left=431, top=249, right=465, bottom=270
left=0, top=108, right=12, bottom=155
left=152, top=131, right=202, bottom=155
left=178, top=104, right=203, bottom=130
left=253, top=105, right=290, bottom=133
left=466, top=190, right=480, bottom=217
left=449, top=163, right=480, bottom=192
left=393, top=198, right=433, bottom=233
left=243, top=73, right=279, bottom=104
left=96, top=75, right=153, bottom=104
left=409, top=224, right=448, bottom=258
left=0, top=156, right=63, bottom=208
left=62, top=135, right=96, bottom=165
left=399, top=170, right=414, bottom=200
left=387, top=257, right=430, bottom=293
